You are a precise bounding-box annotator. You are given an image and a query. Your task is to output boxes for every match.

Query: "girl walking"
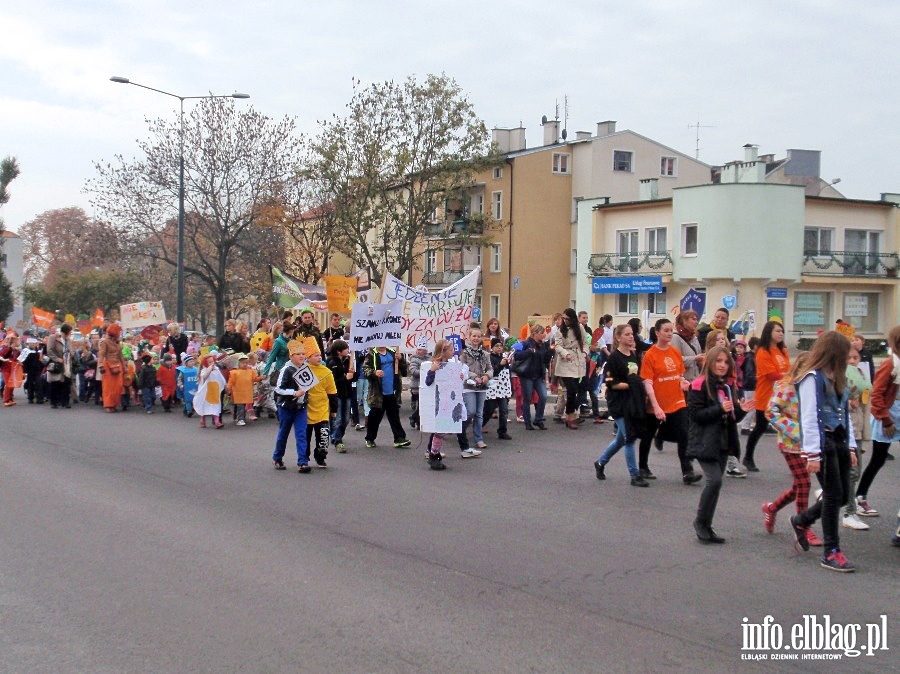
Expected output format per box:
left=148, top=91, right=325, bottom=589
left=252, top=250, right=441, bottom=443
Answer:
left=743, top=321, right=791, bottom=472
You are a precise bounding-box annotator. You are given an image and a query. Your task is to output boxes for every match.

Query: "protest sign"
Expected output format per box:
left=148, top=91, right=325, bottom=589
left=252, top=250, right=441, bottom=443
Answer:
left=381, top=267, right=480, bottom=352
left=348, top=301, right=404, bottom=349
left=120, top=301, right=167, bottom=330
left=270, top=266, right=328, bottom=310
left=324, top=276, right=358, bottom=314
left=419, top=360, right=467, bottom=433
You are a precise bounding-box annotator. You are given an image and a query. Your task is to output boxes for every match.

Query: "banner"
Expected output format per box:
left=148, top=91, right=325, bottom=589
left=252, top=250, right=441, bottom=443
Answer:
left=92, top=308, right=105, bottom=328
left=348, top=301, right=404, bottom=350
left=591, top=276, right=663, bottom=294
left=324, top=276, right=358, bottom=314
left=120, top=301, right=167, bottom=330
left=31, top=307, right=55, bottom=329
left=381, top=267, right=480, bottom=352
left=679, top=288, right=707, bottom=317
left=270, top=265, right=328, bottom=310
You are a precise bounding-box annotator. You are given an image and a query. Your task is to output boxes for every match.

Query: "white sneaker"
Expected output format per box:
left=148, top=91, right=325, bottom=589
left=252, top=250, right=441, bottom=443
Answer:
left=842, top=513, right=870, bottom=530
left=236, top=420, right=246, bottom=426
left=725, top=456, right=746, bottom=478
left=460, top=449, right=482, bottom=459
left=856, top=496, right=879, bottom=517
left=475, top=441, right=488, bottom=449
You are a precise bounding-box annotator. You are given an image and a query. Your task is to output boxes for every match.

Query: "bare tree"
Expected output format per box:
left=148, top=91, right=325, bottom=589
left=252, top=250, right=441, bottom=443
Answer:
left=88, top=97, right=303, bottom=335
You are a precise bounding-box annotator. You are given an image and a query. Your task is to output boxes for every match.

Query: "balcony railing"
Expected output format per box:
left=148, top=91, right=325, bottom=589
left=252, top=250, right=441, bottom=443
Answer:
left=423, top=269, right=481, bottom=286
left=802, top=251, right=899, bottom=277
left=424, top=218, right=485, bottom=239
left=588, top=250, right=673, bottom=276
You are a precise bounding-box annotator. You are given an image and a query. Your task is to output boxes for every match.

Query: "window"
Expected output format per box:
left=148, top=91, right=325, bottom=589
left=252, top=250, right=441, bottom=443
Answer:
left=617, top=294, right=639, bottom=315
left=617, top=230, right=639, bottom=272
left=552, top=152, right=570, bottom=174
left=803, top=227, right=833, bottom=255
left=570, top=248, right=577, bottom=274
left=648, top=289, right=667, bottom=315
left=613, top=150, right=633, bottom=172
left=793, top=291, right=831, bottom=332
left=843, top=292, right=879, bottom=332
left=472, top=194, right=484, bottom=214
left=647, top=227, right=667, bottom=255
left=489, top=295, right=500, bottom=320
left=426, top=250, right=437, bottom=273
left=492, top=191, right=502, bottom=220
left=660, top=156, right=677, bottom=177
left=844, top=229, right=881, bottom=275
left=493, top=166, right=502, bottom=180
left=490, top=244, right=501, bottom=273
left=681, top=223, right=698, bottom=256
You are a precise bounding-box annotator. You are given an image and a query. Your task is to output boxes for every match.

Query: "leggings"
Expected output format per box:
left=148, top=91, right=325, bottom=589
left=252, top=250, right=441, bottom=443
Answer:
left=743, top=410, right=768, bottom=462
left=794, top=433, right=850, bottom=552
left=639, top=409, right=691, bottom=475
left=856, top=440, right=892, bottom=498
left=771, top=452, right=811, bottom=514
left=561, top=377, right=580, bottom=415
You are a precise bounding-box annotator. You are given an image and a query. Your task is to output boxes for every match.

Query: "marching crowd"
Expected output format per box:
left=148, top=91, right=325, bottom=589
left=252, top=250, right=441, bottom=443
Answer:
left=1, top=306, right=898, bottom=573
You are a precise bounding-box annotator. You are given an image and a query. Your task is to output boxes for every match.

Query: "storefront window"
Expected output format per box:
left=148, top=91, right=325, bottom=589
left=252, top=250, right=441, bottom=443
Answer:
left=843, top=292, right=879, bottom=333
left=793, top=291, right=830, bottom=332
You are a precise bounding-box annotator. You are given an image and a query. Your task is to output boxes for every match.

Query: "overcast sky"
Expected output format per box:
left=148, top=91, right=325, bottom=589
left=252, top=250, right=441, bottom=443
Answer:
left=1, top=0, right=897, bottom=233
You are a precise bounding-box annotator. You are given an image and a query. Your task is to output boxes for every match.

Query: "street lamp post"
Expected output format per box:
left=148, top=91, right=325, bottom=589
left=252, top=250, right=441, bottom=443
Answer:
left=109, top=76, right=249, bottom=324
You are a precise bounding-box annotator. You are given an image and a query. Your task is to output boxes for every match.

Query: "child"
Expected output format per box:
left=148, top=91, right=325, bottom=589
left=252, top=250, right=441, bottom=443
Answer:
left=252, top=350, right=277, bottom=419
left=406, top=339, right=428, bottom=430
left=121, top=357, right=136, bottom=411
left=304, top=342, right=337, bottom=467
left=193, top=353, right=225, bottom=428
left=789, top=332, right=858, bottom=572
left=482, top=338, right=513, bottom=440
left=138, top=353, right=157, bottom=413
left=326, top=339, right=354, bottom=452
left=763, top=353, right=824, bottom=547
left=841, top=347, right=871, bottom=529
left=176, top=354, right=199, bottom=417
left=226, top=354, right=261, bottom=426
left=157, top=353, right=177, bottom=413
left=21, top=337, right=47, bottom=404
left=245, top=352, right=260, bottom=421
left=423, top=338, right=463, bottom=470
left=272, top=341, right=311, bottom=472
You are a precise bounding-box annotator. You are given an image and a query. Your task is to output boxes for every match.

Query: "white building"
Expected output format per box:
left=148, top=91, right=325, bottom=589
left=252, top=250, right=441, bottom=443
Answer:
left=1, top=230, right=24, bottom=326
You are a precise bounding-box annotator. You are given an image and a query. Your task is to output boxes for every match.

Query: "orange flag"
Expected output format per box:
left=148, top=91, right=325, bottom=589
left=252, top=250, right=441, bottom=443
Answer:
left=92, top=308, right=105, bottom=328
left=32, top=307, right=55, bottom=329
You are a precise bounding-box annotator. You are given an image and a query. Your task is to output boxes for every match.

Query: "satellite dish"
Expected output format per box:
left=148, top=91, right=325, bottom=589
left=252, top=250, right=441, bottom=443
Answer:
left=541, top=115, right=548, bottom=124
left=561, top=129, right=567, bottom=140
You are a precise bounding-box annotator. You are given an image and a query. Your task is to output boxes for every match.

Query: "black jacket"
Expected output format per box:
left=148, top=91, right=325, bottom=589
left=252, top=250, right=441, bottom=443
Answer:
left=513, top=339, right=551, bottom=380
left=686, top=376, right=745, bottom=461
left=326, top=354, right=354, bottom=399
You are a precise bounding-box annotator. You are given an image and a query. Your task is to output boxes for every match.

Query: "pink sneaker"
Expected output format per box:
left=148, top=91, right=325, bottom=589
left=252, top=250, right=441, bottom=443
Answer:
left=762, top=502, right=776, bottom=533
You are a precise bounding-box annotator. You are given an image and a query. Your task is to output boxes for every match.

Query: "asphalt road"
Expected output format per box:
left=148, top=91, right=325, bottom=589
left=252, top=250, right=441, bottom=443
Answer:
left=0, top=401, right=896, bottom=673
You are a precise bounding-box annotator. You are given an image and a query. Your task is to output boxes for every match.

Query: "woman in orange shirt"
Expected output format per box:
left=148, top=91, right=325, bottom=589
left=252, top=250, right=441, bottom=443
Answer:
left=639, top=318, right=702, bottom=484
left=743, top=320, right=791, bottom=472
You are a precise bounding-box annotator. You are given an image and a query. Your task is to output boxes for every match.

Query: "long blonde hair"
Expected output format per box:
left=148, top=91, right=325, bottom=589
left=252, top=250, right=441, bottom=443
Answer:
left=796, top=331, right=850, bottom=394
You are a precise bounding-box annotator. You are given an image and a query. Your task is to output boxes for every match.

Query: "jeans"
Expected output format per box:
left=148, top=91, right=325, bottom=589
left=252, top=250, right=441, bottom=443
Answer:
left=331, top=397, right=352, bottom=443
left=274, top=405, right=309, bottom=466
left=795, top=433, right=850, bottom=551
left=696, top=454, right=728, bottom=528
left=142, top=385, right=155, bottom=411
left=597, top=417, right=638, bottom=477
left=519, top=377, right=546, bottom=426
left=356, top=378, right=370, bottom=418
left=462, top=390, right=487, bottom=444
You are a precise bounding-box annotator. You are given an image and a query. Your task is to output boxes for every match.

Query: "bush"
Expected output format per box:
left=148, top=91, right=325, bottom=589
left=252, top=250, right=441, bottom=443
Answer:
left=796, top=336, right=888, bottom=356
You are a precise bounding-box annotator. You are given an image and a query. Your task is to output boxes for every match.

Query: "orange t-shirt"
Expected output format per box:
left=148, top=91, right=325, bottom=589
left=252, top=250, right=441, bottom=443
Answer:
left=754, top=347, right=791, bottom=411
left=640, top=344, right=686, bottom=414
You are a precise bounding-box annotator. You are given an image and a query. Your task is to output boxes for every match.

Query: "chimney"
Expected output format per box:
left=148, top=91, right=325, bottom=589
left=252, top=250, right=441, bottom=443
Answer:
left=575, top=131, right=592, bottom=141
left=542, top=119, right=560, bottom=145
left=639, top=178, right=659, bottom=201
left=596, top=120, right=617, bottom=136
left=492, top=126, right=526, bottom=153
left=743, top=144, right=758, bottom=162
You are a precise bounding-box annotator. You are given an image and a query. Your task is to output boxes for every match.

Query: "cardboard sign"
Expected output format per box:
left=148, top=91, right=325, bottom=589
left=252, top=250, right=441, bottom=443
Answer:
left=348, top=301, right=404, bottom=349
left=120, top=301, right=167, bottom=330
left=419, top=360, right=468, bottom=433
left=325, top=275, right=359, bottom=314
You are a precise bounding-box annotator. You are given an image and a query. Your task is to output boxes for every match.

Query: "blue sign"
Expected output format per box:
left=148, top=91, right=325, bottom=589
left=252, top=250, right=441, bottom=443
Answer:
left=447, top=334, right=463, bottom=354
left=679, top=288, right=707, bottom=317
left=766, top=287, right=788, bottom=300
left=472, top=306, right=481, bottom=321
left=722, top=294, right=737, bottom=311
left=591, top=276, right=663, bottom=294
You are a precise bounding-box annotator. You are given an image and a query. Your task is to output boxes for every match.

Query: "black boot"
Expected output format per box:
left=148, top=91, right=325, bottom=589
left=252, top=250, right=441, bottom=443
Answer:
left=594, top=460, right=605, bottom=480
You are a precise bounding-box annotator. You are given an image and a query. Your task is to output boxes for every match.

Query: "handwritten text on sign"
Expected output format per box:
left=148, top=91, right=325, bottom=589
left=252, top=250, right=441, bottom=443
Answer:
left=120, top=301, right=167, bottom=330
left=382, top=268, right=480, bottom=352
left=349, top=300, right=404, bottom=349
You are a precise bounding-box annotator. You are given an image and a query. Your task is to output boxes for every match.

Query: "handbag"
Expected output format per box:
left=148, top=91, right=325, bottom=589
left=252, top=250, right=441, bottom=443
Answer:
left=47, top=361, right=63, bottom=375
left=108, top=363, right=123, bottom=376
left=510, top=353, right=530, bottom=377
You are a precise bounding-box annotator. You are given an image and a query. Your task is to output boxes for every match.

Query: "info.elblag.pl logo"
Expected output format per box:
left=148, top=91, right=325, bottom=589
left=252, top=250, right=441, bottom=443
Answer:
left=741, top=615, right=889, bottom=661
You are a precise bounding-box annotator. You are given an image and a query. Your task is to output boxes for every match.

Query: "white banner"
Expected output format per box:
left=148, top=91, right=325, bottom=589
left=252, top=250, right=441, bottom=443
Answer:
left=348, top=300, right=404, bottom=350
left=419, top=360, right=468, bottom=433
left=120, top=301, right=167, bottom=330
left=381, top=267, right=480, bottom=353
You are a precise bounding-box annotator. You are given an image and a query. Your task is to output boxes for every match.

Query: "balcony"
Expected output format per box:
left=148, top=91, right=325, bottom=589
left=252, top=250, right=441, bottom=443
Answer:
left=588, top=250, right=673, bottom=276
left=802, top=251, right=899, bottom=277
left=423, top=269, right=481, bottom=287
left=424, top=218, right=485, bottom=239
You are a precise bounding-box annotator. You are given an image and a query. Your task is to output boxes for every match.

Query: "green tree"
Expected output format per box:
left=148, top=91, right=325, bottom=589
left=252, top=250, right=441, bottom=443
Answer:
left=22, top=268, right=143, bottom=316
left=0, top=156, right=20, bottom=323
left=308, top=74, right=499, bottom=285
left=88, top=98, right=302, bottom=335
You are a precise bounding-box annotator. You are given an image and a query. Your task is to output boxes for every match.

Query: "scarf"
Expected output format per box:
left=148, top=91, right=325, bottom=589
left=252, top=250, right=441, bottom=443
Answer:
left=464, top=345, right=486, bottom=365
left=675, top=323, right=695, bottom=343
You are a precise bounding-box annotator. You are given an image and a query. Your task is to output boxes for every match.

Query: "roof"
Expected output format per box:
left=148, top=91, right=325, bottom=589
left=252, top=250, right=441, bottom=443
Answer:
left=592, top=197, right=673, bottom=211
left=1, top=230, right=21, bottom=238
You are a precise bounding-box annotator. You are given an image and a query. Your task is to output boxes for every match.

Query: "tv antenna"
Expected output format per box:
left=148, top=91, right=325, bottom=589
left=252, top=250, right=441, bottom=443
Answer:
left=688, top=119, right=715, bottom=159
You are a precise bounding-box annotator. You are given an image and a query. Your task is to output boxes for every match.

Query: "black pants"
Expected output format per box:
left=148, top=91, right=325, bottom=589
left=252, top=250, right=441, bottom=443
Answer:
left=49, top=378, right=71, bottom=407
left=639, top=408, right=693, bottom=474
left=366, top=395, right=407, bottom=443
left=306, top=420, right=331, bottom=461
left=795, top=433, right=850, bottom=552
left=696, top=455, right=728, bottom=528
left=482, top=396, right=509, bottom=434
left=856, top=439, right=891, bottom=497
left=743, top=410, right=768, bottom=461
left=561, top=377, right=580, bottom=415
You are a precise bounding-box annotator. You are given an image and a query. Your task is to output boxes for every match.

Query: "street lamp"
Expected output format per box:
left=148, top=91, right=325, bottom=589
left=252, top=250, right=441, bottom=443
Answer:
left=109, top=76, right=250, bottom=324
